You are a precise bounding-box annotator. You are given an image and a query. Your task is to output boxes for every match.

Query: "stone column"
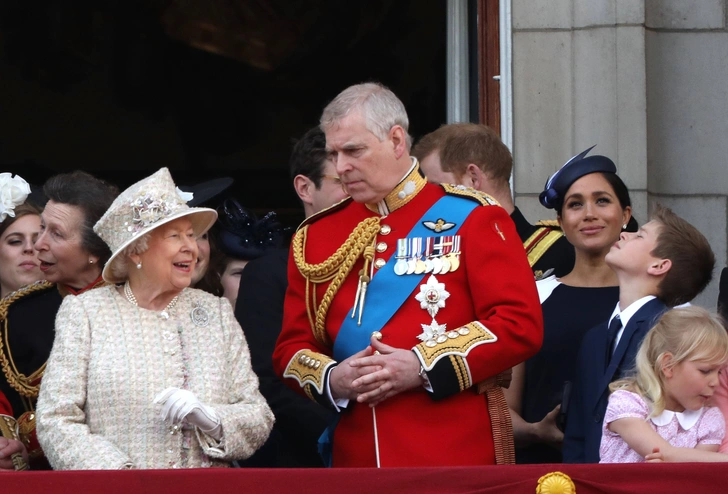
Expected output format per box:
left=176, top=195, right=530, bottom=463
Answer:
left=645, top=0, right=728, bottom=307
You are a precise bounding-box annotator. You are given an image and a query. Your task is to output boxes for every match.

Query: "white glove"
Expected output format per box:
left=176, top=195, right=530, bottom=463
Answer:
left=154, top=388, right=222, bottom=440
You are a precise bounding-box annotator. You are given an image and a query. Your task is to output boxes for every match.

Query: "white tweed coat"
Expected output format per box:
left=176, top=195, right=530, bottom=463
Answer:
left=36, top=286, right=274, bottom=469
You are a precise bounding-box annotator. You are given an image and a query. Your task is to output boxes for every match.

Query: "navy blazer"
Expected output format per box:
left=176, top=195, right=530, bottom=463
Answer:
left=562, top=298, right=667, bottom=463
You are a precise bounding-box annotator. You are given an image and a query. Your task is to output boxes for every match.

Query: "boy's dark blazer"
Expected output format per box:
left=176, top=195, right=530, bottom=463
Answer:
left=563, top=298, right=668, bottom=463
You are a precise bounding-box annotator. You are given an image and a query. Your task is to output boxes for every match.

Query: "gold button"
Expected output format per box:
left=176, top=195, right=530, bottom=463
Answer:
left=374, top=258, right=386, bottom=269
left=371, top=331, right=383, bottom=341
left=380, top=225, right=391, bottom=235
left=376, top=242, right=387, bottom=253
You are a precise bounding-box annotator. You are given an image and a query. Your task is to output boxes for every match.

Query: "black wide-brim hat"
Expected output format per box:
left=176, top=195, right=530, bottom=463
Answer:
left=539, top=145, right=617, bottom=210
left=178, top=177, right=234, bottom=207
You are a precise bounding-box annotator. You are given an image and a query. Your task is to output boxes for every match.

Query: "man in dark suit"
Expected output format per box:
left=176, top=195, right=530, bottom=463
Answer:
left=563, top=205, right=715, bottom=463
left=718, top=268, right=728, bottom=322
left=235, top=126, right=348, bottom=467
left=413, top=123, right=575, bottom=279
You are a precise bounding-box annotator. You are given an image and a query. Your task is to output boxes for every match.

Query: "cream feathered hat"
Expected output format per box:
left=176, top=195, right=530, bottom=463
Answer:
left=94, top=167, right=218, bottom=284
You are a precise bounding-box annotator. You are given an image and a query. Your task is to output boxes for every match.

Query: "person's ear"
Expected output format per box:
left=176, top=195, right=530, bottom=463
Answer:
left=465, top=164, right=484, bottom=190
left=648, top=258, right=672, bottom=277
left=293, top=175, right=314, bottom=206
left=660, top=353, right=674, bottom=378
left=622, top=205, right=632, bottom=229
left=389, top=125, right=407, bottom=158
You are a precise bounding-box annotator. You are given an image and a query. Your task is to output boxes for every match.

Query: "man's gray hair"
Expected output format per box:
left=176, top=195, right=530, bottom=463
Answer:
left=320, top=82, right=412, bottom=150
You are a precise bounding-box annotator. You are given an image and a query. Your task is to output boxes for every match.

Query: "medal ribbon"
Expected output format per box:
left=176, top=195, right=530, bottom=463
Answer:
left=333, top=195, right=478, bottom=361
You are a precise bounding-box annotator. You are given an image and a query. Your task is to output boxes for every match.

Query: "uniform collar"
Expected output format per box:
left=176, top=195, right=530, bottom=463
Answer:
left=365, top=158, right=427, bottom=216
left=651, top=407, right=702, bottom=429
left=58, top=275, right=109, bottom=297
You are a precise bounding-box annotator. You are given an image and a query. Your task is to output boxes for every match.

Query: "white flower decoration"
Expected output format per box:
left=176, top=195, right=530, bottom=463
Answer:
left=176, top=187, right=194, bottom=203
left=415, top=275, right=450, bottom=318
left=0, top=173, right=31, bottom=223
left=128, top=190, right=184, bottom=234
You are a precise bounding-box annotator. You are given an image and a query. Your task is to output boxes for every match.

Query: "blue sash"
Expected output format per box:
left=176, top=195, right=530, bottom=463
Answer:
left=332, top=195, right=478, bottom=361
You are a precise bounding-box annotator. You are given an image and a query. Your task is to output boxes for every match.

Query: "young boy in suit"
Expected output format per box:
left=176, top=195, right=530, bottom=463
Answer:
left=563, top=205, right=715, bottom=463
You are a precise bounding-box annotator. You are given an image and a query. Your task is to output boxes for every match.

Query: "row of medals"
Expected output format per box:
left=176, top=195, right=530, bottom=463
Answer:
left=393, top=235, right=461, bottom=276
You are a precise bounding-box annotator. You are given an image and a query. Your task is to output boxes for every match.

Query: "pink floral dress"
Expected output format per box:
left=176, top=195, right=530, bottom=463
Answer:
left=599, top=390, right=725, bottom=463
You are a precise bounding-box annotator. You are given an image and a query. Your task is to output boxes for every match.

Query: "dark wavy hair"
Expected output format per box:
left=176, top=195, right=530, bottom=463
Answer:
left=43, top=171, right=120, bottom=265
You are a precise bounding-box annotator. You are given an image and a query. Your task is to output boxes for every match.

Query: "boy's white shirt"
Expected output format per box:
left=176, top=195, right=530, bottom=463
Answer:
left=608, top=295, right=657, bottom=351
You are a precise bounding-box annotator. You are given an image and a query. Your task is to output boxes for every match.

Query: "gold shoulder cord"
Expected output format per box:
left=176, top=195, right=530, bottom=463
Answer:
left=293, top=217, right=381, bottom=347
left=0, top=281, right=54, bottom=400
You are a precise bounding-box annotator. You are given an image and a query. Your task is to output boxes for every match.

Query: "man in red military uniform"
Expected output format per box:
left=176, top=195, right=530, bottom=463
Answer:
left=273, top=82, right=543, bottom=467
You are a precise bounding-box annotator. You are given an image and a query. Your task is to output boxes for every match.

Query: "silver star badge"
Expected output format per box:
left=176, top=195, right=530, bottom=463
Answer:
left=418, top=320, right=447, bottom=342
left=415, top=275, right=450, bottom=318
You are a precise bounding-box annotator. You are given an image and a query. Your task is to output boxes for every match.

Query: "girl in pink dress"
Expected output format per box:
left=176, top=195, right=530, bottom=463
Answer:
left=600, top=306, right=728, bottom=463
left=712, top=367, right=728, bottom=453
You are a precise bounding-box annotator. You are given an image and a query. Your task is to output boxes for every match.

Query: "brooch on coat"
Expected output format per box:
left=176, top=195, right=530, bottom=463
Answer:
left=191, top=302, right=209, bottom=327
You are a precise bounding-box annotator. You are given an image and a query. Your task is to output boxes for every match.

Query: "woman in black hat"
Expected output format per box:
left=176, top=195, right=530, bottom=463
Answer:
left=505, top=146, right=635, bottom=464
left=214, top=199, right=288, bottom=310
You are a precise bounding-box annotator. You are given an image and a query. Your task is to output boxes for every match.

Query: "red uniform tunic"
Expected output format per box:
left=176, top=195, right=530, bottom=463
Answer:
left=0, top=391, right=11, bottom=416
left=273, top=166, right=543, bottom=467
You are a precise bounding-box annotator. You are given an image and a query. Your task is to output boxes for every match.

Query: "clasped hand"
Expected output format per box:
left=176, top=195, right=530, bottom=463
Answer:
left=154, top=388, right=222, bottom=440
left=0, top=437, right=28, bottom=471
left=330, top=335, right=422, bottom=407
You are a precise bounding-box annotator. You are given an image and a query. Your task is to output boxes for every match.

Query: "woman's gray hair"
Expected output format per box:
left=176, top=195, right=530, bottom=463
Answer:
left=108, top=233, right=151, bottom=282
left=320, top=82, right=412, bottom=150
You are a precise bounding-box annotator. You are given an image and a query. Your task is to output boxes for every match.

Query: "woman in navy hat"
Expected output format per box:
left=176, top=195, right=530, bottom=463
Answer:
left=505, top=146, right=635, bottom=463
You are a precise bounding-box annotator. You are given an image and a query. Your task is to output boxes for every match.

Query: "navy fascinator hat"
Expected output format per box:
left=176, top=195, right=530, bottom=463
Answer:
left=216, top=199, right=289, bottom=260
left=539, top=145, right=617, bottom=210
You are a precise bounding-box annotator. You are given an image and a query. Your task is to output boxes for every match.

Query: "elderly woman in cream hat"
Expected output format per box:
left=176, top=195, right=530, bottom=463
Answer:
left=36, top=168, right=273, bottom=470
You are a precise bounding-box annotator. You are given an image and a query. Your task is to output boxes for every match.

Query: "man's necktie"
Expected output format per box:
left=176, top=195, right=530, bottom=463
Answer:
left=606, top=314, right=622, bottom=365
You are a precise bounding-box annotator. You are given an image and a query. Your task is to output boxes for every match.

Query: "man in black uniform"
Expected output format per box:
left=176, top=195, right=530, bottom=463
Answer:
left=413, top=123, right=575, bottom=279
left=234, top=126, right=348, bottom=467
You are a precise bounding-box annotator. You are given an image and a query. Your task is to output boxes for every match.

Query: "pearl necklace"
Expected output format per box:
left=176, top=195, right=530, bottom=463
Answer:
left=124, top=282, right=179, bottom=320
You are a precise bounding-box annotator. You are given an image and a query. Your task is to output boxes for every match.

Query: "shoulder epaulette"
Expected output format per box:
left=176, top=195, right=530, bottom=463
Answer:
left=523, top=227, right=564, bottom=268
left=0, top=281, right=55, bottom=320
left=535, top=219, right=561, bottom=229
left=440, top=184, right=500, bottom=207
left=297, top=197, right=353, bottom=231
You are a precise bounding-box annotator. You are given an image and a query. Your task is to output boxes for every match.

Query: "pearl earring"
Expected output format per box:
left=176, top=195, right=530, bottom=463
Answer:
left=622, top=224, right=627, bottom=230
left=89, top=259, right=94, bottom=264
left=136, top=262, right=142, bottom=270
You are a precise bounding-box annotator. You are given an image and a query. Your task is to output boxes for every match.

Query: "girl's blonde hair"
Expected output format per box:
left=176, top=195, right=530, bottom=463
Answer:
left=610, top=306, right=728, bottom=417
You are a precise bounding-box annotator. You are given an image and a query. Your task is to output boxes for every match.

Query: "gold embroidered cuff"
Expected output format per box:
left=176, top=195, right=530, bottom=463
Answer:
left=413, top=321, right=497, bottom=372
left=0, top=414, right=29, bottom=471
left=283, top=350, right=336, bottom=398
